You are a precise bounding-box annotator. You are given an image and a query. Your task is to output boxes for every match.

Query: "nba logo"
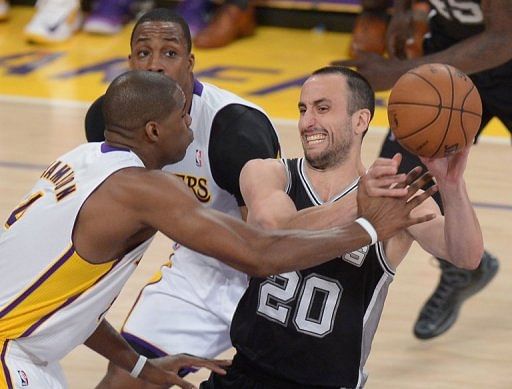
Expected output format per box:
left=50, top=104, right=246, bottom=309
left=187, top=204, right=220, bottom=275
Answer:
left=195, top=149, right=203, bottom=167
left=17, top=370, right=29, bottom=386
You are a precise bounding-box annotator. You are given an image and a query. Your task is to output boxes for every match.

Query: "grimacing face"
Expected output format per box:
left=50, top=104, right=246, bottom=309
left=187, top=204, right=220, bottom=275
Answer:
left=298, top=74, right=355, bottom=170
left=129, top=21, right=194, bottom=96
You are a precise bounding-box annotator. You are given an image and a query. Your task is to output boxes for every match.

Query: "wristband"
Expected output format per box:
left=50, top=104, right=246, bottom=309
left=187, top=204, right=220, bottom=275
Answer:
left=355, top=217, right=378, bottom=245
left=130, top=355, right=147, bottom=378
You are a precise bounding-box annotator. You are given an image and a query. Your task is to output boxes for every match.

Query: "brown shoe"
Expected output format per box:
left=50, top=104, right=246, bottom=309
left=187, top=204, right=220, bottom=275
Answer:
left=349, top=11, right=388, bottom=59
left=194, top=4, right=256, bottom=49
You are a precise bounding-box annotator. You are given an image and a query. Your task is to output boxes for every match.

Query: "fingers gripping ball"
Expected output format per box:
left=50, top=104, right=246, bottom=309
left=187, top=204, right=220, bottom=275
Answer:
left=387, top=63, right=482, bottom=158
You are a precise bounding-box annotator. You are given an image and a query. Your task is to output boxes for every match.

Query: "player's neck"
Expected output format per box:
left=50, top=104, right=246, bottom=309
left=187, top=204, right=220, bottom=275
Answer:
left=304, top=155, right=360, bottom=202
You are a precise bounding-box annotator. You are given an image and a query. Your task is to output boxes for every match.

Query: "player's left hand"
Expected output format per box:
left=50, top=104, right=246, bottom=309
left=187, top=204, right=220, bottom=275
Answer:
left=365, top=153, right=409, bottom=197
left=331, top=52, right=405, bottom=91
left=140, top=354, right=231, bottom=388
left=419, top=146, right=471, bottom=185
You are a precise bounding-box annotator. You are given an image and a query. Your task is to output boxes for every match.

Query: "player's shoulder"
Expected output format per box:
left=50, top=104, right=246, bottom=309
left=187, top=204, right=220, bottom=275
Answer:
left=198, top=81, right=266, bottom=113
left=241, top=158, right=287, bottom=186
left=243, top=158, right=284, bottom=174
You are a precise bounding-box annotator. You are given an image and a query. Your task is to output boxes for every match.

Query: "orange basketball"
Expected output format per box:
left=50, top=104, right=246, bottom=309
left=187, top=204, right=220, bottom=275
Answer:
left=387, top=63, right=482, bottom=158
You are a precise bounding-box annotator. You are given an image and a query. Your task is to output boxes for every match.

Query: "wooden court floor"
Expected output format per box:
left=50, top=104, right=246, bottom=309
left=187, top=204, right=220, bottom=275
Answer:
left=0, top=99, right=511, bottom=388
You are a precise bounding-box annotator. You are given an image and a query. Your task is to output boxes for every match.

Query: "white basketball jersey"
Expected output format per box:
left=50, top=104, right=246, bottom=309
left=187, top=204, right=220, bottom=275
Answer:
left=0, top=143, right=152, bottom=364
left=163, top=81, right=279, bottom=283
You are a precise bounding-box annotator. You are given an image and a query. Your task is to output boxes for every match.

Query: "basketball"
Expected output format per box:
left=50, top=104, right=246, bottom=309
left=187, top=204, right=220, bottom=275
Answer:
left=387, top=63, right=482, bottom=158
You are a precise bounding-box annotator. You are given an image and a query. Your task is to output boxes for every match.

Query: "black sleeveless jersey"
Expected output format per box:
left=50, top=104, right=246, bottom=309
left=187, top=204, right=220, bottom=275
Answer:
left=426, top=0, right=512, bottom=87
left=230, top=158, right=396, bottom=388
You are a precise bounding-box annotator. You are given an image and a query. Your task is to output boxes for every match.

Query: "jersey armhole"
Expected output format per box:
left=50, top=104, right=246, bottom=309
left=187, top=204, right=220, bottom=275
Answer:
left=376, top=241, right=396, bottom=277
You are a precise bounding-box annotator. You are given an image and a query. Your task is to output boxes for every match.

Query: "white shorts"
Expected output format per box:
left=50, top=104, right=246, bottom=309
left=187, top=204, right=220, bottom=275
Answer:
left=121, top=258, right=248, bottom=359
left=0, top=340, right=67, bottom=389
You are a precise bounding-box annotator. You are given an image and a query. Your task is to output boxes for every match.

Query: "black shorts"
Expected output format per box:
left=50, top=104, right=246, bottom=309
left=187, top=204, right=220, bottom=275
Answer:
left=200, top=353, right=341, bottom=389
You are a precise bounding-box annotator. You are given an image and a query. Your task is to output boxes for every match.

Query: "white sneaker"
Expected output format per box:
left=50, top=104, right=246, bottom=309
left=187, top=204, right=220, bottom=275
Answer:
left=24, top=0, right=83, bottom=43
left=0, top=0, right=10, bottom=21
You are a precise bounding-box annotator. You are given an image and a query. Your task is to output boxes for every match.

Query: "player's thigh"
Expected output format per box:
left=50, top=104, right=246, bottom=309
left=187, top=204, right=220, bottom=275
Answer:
left=122, top=273, right=232, bottom=358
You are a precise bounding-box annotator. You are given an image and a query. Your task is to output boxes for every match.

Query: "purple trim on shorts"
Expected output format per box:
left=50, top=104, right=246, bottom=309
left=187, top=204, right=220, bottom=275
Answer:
left=121, top=332, right=167, bottom=357
left=193, top=79, right=203, bottom=96
left=0, top=247, right=75, bottom=319
left=1, top=341, right=13, bottom=389
left=100, top=143, right=130, bottom=153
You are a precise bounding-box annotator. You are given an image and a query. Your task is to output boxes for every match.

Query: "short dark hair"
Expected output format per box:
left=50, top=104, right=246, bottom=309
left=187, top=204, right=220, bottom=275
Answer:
left=312, top=66, right=375, bottom=120
left=103, top=70, right=183, bottom=133
left=130, top=8, right=192, bottom=53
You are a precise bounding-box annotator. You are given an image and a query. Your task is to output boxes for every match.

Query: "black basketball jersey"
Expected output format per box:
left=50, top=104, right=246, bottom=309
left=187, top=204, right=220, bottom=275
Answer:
left=426, top=0, right=512, bottom=89
left=230, top=158, right=396, bottom=388
left=428, top=0, right=484, bottom=46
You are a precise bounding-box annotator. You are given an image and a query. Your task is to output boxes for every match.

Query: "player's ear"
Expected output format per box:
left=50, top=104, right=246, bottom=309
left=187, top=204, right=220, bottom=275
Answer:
left=144, top=121, right=160, bottom=142
left=352, top=108, right=371, bottom=136
left=188, top=53, right=195, bottom=72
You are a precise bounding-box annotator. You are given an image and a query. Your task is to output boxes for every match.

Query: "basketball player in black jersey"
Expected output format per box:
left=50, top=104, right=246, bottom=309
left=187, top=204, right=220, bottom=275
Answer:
left=335, top=0, right=507, bottom=340
left=201, top=66, right=483, bottom=388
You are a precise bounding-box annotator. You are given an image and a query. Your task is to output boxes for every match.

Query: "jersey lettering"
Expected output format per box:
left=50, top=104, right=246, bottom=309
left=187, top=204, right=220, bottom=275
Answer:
left=341, top=245, right=369, bottom=267
left=4, top=192, right=44, bottom=229
left=257, top=271, right=343, bottom=337
left=175, top=173, right=211, bottom=203
left=430, top=0, right=483, bottom=24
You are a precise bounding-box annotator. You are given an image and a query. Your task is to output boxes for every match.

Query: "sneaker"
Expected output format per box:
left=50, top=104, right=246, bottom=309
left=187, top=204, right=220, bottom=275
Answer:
left=414, top=251, right=499, bottom=340
left=24, top=0, right=82, bottom=44
left=83, top=0, right=134, bottom=35
left=0, top=0, right=10, bottom=21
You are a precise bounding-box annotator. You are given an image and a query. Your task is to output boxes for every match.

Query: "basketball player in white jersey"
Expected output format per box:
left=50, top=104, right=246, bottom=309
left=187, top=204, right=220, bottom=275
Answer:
left=203, top=67, right=483, bottom=388
left=0, top=70, right=437, bottom=388
left=85, top=8, right=282, bottom=389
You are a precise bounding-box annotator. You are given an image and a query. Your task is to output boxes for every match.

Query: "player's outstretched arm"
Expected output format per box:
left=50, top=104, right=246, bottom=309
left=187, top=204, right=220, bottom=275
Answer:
left=130, top=168, right=435, bottom=277
left=239, top=155, right=409, bottom=231
left=406, top=147, right=483, bottom=269
left=334, top=0, right=512, bottom=91
left=86, top=320, right=229, bottom=389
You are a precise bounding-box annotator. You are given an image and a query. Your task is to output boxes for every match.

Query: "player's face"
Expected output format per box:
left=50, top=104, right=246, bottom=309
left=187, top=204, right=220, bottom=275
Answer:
left=129, top=21, right=194, bottom=97
left=298, top=74, right=354, bottom=170
left=160, top=89, right=193, bottom=164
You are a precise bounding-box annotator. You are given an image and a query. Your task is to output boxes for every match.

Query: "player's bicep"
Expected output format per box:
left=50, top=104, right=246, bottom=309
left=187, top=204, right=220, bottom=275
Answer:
left=240, top=159, right=297, bottom=229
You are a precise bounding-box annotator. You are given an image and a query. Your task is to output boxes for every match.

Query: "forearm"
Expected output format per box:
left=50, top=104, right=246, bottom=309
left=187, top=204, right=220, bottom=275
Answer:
left=280, top=201, right=356, bottom=230
left=397, top=31, right=512, bottom=76
left=212, top=217, right=373, bottom=277
left=84, top=320, right=140, bottom=372
left=439, top=181, right=483, bottom=269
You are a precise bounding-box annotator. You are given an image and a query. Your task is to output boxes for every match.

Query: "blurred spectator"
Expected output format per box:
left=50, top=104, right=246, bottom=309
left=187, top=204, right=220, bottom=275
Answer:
left=83, top=0, right=136, bottom=35
left=177, top=0, right=256, bottom=49
left=350, top=0, right=429, bottom=59
left=0, top=0, right=9, bottom=21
